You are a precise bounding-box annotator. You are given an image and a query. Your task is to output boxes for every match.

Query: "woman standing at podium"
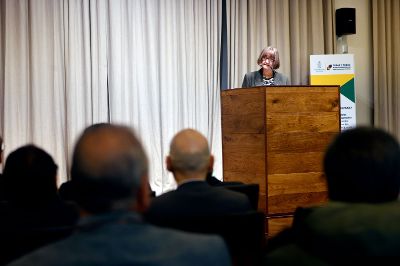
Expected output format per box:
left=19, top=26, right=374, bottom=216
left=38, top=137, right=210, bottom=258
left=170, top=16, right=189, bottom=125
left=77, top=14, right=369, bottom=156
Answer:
left=242, top=46, right=290, bottom=87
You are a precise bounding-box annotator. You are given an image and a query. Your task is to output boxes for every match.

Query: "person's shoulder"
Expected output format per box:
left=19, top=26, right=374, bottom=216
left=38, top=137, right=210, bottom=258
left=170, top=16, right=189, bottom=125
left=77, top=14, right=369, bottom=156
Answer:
left=211, top=186, right=253, bottom=208
left=144, top=188, right=183, bottom=218
left=141, top=224, right=231, bottom=265
left=246, top=70, right=261, bottom=78
left=213, top=185, right=247, bottom=197
left=206, top=174, right=223, bottom=185
left=274, top=71, right=289, bottom=82
left=153, top=223, right=222, bottom=243
left=171, top=231, right=231, bottom=265
left=8, top=224, right=231, bottom=266
left=145, top=189, right=176, bottom=208
left=265, top=243, right=326, bottom=266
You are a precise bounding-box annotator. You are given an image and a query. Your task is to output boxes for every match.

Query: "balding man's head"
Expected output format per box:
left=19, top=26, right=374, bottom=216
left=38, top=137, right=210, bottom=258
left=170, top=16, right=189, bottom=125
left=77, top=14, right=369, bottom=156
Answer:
left=71, top=124, right=149, bottom=213
left=168, top=129, right=213, bottom=181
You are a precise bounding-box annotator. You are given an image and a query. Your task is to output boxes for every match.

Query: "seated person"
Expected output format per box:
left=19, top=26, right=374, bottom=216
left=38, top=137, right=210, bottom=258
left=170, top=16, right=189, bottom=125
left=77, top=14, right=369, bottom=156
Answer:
left=145, top=129, right=258, bottom=266
left=266, top=127, right=400, bottom=264
left=0, top=145, right=79, bottom=264
left=10, top=124, right=230, bottom=266
left=145, top=128, right=253, bottom=221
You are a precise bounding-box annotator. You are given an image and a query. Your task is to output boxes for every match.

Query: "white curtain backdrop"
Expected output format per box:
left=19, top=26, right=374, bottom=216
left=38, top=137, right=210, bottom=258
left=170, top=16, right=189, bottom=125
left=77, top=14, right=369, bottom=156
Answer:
left=3, top=0, right=71, bottom=180
left=372, top=0, right=400, bottom=137
left=0, top=0, right=222, bottom=194
left=106, top=0, right=222, bottom=193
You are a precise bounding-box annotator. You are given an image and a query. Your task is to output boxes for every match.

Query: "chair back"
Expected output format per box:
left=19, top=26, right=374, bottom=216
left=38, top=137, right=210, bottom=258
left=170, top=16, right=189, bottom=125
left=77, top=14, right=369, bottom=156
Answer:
left=223, top=183, right=260, bottom=210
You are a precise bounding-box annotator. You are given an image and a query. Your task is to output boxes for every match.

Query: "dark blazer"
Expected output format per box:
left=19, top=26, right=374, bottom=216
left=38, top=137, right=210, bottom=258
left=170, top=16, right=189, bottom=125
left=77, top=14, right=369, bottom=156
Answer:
left=242, top=69, right=290, bottom=87
left=145, top=180, right=253, bottom=220
left=0, top=197, right=79, bottom=265
left=205, top=173, right=243, bottom=186
left=8, top=211, right=231, bottom=266
left=265, top=201, right=400, bottom=264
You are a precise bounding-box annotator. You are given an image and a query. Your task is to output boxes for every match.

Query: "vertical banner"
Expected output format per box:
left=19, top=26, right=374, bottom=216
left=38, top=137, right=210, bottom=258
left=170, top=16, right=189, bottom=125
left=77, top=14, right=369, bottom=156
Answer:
left=310, top=54, right=356, bottom=130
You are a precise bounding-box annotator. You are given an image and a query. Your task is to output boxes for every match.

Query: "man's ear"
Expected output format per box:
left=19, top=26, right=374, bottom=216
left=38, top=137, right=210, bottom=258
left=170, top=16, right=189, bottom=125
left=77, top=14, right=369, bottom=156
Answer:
left=208, top=155, right=214, bottom=172
left=166, top=156, right=173, bottom=172
left=134, top=175, right=151, bottom=213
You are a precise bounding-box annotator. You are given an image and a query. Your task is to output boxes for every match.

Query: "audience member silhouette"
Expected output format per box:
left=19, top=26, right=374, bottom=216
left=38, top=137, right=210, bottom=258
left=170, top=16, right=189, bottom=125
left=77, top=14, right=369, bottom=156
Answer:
left=9, top=124, right=230, bottom=266
left=0, top=145, right=79, bottom=265
left=145, top=128, right=252, bottom=220
left=145, top=129, right=262, bottom=266
left=324, top=126, right=400, bottom=203
left=266, top=127, right=400, bottom=264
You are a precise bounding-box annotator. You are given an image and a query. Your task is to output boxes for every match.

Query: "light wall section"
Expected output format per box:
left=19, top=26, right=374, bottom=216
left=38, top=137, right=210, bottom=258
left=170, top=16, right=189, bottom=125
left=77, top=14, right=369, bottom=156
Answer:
left=334, top=0, right=373, bottom=126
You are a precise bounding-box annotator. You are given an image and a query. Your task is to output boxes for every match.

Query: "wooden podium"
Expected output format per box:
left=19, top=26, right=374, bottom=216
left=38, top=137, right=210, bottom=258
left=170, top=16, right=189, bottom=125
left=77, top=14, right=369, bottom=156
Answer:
left=221, top=86, right=340, bottom=237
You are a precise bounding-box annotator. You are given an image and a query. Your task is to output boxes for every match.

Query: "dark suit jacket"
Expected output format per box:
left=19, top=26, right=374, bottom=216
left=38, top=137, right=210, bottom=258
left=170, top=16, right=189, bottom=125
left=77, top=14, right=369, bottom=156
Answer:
left=265, top=201, right=400, bottom=265
left=145, top=180, right=253, bottom=220
left=205, top=173, right=243, bottom=186
left=9, top=211, right=231, bottom=266
left=242, top=69, right=290, bottom=87
left=0, top=197, right=79, bottom=264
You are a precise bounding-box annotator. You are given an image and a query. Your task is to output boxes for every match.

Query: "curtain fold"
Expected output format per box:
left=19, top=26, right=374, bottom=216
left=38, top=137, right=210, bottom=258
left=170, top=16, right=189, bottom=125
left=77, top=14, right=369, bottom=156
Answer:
left=107, top=0, right=222, bottom=193
left=1, top=0, right=222, bottom=194
left=63, top=0, right=110, bottom=171
left=3, top=0, right=69, bottom=182
left=372, top=0, right=400, bottom=136
left=226, top=0, right=334, bottom=88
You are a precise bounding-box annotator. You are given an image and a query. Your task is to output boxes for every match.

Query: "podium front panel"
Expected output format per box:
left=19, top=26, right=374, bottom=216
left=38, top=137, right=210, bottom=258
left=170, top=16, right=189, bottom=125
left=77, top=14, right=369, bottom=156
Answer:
left=221, top=86, right=340, bottom=237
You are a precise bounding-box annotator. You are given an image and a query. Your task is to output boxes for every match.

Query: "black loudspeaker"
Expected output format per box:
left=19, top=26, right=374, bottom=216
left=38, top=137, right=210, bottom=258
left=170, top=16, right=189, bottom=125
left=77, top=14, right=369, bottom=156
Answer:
left=335, top=8, right=356, bottom=36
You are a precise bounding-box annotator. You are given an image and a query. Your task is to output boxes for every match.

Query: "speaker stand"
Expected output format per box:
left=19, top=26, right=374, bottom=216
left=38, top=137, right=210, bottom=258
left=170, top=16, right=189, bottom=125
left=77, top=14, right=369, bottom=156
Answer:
left=337, top=35, right=348, bottom=54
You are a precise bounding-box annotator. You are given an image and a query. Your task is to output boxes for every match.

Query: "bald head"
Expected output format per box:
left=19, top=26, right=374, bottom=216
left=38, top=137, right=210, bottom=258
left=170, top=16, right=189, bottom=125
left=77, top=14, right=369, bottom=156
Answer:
left=168, top=129, right=212, bottom=180
left=71, top=124, right=148, bottom=213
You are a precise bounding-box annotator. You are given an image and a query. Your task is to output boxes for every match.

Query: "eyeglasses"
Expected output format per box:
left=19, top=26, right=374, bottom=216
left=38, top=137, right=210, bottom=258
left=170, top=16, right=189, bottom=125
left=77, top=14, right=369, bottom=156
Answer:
left=262, top=57, right=275, bottom=62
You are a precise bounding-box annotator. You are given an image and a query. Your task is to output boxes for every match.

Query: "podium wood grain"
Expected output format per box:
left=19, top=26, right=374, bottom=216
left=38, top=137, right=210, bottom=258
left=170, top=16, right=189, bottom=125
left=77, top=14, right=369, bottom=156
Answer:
left=221, top=86, right=340, bottom=237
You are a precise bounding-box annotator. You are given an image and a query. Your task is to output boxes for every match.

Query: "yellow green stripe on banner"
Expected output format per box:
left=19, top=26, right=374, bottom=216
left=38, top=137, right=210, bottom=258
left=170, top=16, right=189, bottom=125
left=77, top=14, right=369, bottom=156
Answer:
left=310, top=74, right=355, bottom=103
left=310, top=74, right=353, bottom=86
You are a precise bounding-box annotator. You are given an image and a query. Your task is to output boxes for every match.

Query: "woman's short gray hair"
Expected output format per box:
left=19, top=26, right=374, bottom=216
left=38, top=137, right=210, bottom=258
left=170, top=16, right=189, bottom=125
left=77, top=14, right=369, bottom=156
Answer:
left=257, top=46, right=280, bottom=69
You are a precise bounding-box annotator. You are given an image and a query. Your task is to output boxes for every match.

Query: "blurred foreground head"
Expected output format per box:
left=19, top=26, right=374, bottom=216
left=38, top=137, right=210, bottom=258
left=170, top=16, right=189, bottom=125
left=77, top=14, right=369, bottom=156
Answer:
left=71, top=123, right=149, bottom=214
left=324, top=126, right=400, bottom=203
